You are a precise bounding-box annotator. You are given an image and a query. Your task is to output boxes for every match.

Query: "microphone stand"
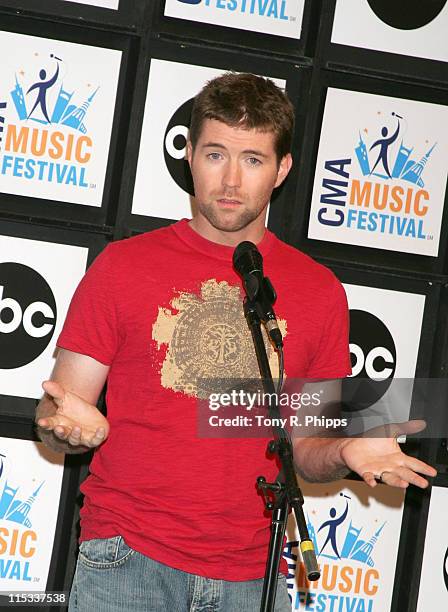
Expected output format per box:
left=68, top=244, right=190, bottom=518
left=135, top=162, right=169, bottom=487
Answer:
left=242, top=298, right=320, bottom=612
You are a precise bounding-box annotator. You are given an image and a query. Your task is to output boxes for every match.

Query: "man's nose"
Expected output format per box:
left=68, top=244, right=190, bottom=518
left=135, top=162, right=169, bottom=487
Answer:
left=222, top=160, right=241, bottom=189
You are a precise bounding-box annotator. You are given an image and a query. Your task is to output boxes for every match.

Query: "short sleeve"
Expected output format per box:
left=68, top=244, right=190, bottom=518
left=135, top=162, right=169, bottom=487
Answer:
left=57, top=245, right=118, bottom=365
left=306, top=277, right=351, bottom=379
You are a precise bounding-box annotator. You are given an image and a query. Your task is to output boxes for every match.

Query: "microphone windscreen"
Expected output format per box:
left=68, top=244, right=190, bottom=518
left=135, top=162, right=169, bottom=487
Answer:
left=233, top=241, right=263, bottom=277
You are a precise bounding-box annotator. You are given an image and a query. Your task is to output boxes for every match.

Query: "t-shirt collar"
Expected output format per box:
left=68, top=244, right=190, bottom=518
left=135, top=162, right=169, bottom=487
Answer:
left=171, top=218, right=276, bottom=262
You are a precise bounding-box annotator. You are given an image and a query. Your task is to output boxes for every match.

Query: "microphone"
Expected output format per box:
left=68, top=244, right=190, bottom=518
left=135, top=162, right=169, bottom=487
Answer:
left=233, top=241, right=283, bottom=349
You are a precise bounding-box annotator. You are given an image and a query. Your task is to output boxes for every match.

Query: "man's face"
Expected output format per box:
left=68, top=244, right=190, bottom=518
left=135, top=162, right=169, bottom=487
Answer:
left=186, top=119, right=292, bottom=243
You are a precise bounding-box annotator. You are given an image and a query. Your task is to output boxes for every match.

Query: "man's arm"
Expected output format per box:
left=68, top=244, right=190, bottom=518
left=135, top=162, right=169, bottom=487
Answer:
left=35, top=348, right=110, bottom=454
left=292, top=381, right=350, bottom=482
left=292, top=380, right=437, bottom=489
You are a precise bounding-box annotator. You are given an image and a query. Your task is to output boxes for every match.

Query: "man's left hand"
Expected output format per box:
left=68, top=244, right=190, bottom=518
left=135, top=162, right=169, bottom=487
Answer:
left=339, top=419, right=437, bottom=489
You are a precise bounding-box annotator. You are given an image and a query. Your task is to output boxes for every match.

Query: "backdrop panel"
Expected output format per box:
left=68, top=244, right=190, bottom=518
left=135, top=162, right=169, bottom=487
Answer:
left=284, top=69, right=448, bottom=276
left=0, top=15, right=135, bottom=228
left=0, top=436, right=65, bottom=596
left=0, top=423, right=92, bottom=612
left=342, top=282, right=425, bottom=432
left=0, top=0, right=147, bottom=30
left=308, top=88, right=448, bottom=258
left=283, top=478, right=406, bottom=612
left=332, top=0, right=448, bottom=63
left=132, top=60, right=286, bottom=220
left=0, top=219, right=106, bottom=419
left=164, top=0, right=305, bottom=39
left=316, top=0, right=448, bottom=86
left=156, top=0, right=318, bottom=59
left=416, top=481, right=448, bottom=611
left=113, top=38, right=311, bottom=238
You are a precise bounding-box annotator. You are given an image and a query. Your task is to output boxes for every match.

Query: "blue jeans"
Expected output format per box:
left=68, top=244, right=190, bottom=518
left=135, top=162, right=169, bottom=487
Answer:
left=68, top=536, right=291, bottom=611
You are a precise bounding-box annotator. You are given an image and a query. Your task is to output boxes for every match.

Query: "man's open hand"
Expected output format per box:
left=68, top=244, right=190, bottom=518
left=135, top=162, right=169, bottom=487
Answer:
left=37, top=380, right=110, bottom=448
left=340, top=420, right=437, bottom=489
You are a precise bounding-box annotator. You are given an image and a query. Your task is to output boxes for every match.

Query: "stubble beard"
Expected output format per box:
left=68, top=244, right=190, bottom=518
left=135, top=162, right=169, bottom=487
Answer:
left=196, top=199, right=266, bottom=234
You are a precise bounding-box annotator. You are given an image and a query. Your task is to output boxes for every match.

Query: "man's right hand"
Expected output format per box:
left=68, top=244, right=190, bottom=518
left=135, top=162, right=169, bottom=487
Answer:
left=37, top=380, right=110, bottom=449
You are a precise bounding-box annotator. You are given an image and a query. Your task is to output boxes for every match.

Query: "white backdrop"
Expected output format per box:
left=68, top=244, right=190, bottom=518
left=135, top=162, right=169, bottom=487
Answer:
left=0, top=438, right=65, bottom=592
left=332, top=0, right=448, bottom=62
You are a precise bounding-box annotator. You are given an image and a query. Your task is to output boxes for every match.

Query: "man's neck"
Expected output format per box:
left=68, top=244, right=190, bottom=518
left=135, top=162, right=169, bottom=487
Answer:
left=188, top=217, right=266, bottom=247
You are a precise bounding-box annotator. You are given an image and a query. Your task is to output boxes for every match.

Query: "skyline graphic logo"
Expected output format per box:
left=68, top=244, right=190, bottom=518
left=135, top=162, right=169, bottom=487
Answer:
left=10, top=54, right=98, bottom=133
left=354, top=111, right=436, bottom=188
left=284, top=490, right=390, bottom=610
left=309, top=493, right=384, bottom=565
left=0, top=454, right=44, bottom=529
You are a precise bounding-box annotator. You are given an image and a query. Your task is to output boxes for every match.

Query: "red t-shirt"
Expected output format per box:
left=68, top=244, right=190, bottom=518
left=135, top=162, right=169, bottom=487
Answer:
left=57, top=219, right=351, bottom=580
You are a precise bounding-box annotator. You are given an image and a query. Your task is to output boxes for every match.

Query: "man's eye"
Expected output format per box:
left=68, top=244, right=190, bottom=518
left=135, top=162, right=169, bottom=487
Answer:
left=207, top=152, right=222, bottom=160
left=247, top=157, right=261, bottom=166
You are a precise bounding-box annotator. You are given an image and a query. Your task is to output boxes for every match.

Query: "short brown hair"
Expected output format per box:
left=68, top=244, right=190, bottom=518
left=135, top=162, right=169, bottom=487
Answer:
left=189, top=72, right=294, bottom=160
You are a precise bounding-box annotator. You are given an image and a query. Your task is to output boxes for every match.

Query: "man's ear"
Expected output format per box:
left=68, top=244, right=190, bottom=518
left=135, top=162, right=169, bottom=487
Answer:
left=274, top=153, right=293, bottom=188
left=186, top=140, right=193, bottom=165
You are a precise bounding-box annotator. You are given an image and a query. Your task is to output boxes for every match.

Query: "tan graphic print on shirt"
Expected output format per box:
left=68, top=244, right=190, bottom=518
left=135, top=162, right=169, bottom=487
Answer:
left=152, top=279, right=286, bottom=399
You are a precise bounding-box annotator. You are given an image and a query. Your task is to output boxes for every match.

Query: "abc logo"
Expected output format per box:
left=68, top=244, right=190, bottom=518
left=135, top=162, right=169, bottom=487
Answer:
left=444, top=545, right=448, bottom=593
left=343, top=309, right=396, bottom=410
left=163, top=97, right=195, bottom=196
left=367, top=0, right=447, bottom=30
left=0, top=262, right=57, bottom=369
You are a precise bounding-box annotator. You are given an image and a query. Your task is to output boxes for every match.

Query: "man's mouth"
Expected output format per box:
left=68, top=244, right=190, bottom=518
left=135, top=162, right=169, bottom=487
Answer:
left=217, top=198, right=242, bottom=207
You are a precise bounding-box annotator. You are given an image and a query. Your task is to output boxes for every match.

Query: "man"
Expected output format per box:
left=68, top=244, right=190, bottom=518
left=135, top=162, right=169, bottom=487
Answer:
left=35, top=73, right=436, bottom=612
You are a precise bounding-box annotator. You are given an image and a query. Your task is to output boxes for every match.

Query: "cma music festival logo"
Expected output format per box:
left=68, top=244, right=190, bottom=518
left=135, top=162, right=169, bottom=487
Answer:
left=0, top=51, right=99, bottom=189
left=316, top=110, right=437, bottom=243
left=0, top=453, right=43, bottom=582
left=284, top=493, right=385, bottom=611
left=177, top=0, right=290, bottom=20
